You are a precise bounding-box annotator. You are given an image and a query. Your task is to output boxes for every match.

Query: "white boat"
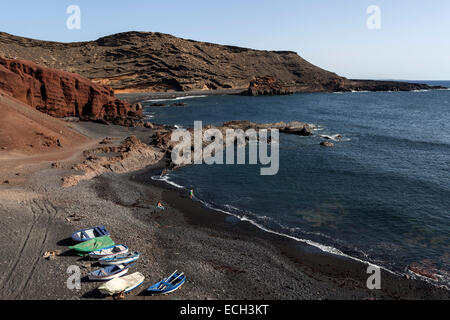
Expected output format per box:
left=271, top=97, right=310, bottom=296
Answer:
left=88, top=244, right=128, bottom=259
left=98, top=251, right=140, bottom=266
left=88, top=264, right=130, bottom=281
left=98, top=272, right=145, bottom=295
left=71, top=225, right=109, bottom=242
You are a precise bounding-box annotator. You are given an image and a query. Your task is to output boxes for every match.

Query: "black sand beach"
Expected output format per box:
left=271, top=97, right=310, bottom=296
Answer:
left=0, top=121, right=448, bottom=300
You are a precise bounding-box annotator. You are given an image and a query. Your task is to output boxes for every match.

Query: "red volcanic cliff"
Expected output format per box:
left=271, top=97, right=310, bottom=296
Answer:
left=0, top=56, right=142, bottom=125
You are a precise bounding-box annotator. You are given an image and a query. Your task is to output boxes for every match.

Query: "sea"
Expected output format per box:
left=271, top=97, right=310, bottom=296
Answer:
left=143, top=81, right=450, bottom=287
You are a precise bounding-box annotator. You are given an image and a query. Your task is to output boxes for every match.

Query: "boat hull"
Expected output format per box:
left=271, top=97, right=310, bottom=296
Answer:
left=98, top=252, right=140, bottom=266
left=88, top=244, right=128, bottom=259
left=147, top=273, right=186, bottom=294
left=69, top=236, right=115, bottom=254
left=88, top=267, right=128, bottom=281
left=71, top=226, right=109, bottom=242
left=99, top=256, right=139, bottom=266
left=98, top=272, right=145, bottom=295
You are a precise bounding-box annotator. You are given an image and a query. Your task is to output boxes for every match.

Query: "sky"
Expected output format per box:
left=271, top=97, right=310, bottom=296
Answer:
left=0, top=0, right=449, bottom=80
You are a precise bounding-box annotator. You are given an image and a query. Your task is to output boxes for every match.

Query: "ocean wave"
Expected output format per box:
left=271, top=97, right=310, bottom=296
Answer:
left=313, top=125, right=325, bottom=131
left=152, top=175, right=185, bottom=189
left=144, top=95, right=208, bottom=103
left=143, top=111, right=155, bottom=119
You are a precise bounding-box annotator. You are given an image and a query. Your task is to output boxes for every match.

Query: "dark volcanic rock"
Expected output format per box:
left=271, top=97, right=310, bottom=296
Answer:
left=280, top=126, right=313, bottom=136
left=320, top=141, right=335, bottom=147
left=150, top=103, right=166, bottom=107
left=244, top=76, right=294, bottom=96
left=0, top=32, right=444, bottom=93
left=223, top=120, right=314, bottom=136
left=0, top=56, right=142, bottom=125
left=337, top=80, right=445, bottom=92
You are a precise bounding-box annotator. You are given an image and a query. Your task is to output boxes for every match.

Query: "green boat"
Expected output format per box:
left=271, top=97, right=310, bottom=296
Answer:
left=69, top=236, right=115, bottom=255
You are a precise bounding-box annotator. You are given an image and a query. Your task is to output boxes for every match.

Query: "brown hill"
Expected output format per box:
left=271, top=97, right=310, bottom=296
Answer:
left=0, top=31, right=441, bottom=93
left=0, top=56, right=142, bottom=125
left=0, top=89, right=87, bottom=155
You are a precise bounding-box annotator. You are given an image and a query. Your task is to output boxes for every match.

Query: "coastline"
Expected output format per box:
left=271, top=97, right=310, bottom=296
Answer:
left=146, top=171, right=450, bottom=298
left=116, top=89, right=244, bottom=105
left=116, top=84, right=449, bottom=105
left=0, top=119, right=448, bottom=300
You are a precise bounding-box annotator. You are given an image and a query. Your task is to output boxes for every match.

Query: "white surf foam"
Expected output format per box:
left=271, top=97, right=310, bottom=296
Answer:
left=144, top=95, right=208, bottom=103
left=152, top=175, right=185, bottom=189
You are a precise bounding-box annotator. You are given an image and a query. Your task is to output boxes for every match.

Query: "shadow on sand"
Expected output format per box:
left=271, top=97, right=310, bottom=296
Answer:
left=57, top=237, right=75, bottom=246
left=81, top=288, right=107, bottom=299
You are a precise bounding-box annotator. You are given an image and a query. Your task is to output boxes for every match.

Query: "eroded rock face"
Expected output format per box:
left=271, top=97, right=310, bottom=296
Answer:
left=0, top=56, right=142, bottom=125
left=244, top=76, right=294, bottom=96
left=62, top=136, right=164, bottom=187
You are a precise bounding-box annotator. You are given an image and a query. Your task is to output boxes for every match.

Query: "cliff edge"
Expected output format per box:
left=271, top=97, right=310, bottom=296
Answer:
left=0, top=56, right=142, bottom=125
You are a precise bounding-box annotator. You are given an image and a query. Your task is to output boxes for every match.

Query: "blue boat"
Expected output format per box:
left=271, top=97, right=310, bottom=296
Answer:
left=147, top=271, right=186, bottom=294
left=71, top=225, right=109, bottom=242
left=99, top=251, right=140, bottom=266
left=88, top=264, right=133, bottom=281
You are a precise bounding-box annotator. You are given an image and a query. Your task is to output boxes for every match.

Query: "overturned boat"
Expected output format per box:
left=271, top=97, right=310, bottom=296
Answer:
left=98, top=272, right=145, bottom=295
left=69, top=236, right=115, bottom=256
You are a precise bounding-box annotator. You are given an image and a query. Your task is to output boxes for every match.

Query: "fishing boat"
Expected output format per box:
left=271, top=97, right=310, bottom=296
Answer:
left=88, top=264, right=132, bottom=281
left=88, top=244, right=128, bottom=259
left=147, top=270, right=186, bottom=294
left=98, top=251, right=140, bottom=266
left=71, top=226, right=109, bottom=242
left=98, top=272, right=145, bottom=295
left=69, top=236, right=115, bottom=256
